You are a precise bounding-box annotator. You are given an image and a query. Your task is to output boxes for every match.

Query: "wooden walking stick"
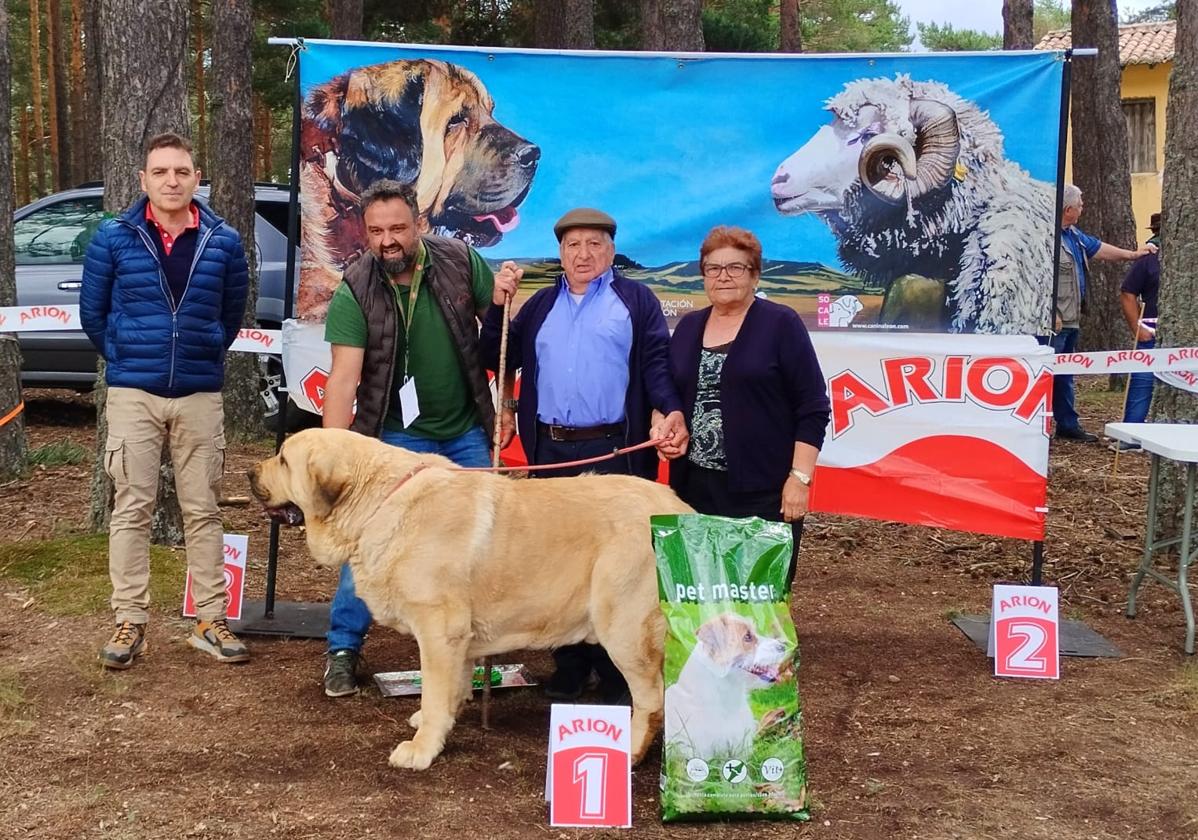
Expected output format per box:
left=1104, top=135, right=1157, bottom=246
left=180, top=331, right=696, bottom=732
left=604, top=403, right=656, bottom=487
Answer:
left=480, top=291, right=513, bottom=730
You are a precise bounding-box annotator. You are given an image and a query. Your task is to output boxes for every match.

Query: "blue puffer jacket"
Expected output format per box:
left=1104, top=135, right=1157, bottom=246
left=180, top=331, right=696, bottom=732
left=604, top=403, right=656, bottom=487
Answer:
left=80, top=196, right=249, bottom=397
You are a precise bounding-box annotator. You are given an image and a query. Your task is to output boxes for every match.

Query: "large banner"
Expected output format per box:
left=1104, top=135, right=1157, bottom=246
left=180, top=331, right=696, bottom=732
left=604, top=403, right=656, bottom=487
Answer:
left=297, top=41, right=1064, bottom=335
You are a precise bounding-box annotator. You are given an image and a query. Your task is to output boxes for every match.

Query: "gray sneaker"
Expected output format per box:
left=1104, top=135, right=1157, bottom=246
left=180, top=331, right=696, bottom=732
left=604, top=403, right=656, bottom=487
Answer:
left=324, top=649, right=360, bottom=697
left=101, top=621, right=146, bottom=670
left=188, top=619, right=251, bottom=663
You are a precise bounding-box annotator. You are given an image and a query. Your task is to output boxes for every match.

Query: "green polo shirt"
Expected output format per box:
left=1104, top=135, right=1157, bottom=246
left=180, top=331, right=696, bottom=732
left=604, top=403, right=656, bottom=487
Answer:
left=324, top=241, right=494, bottom=439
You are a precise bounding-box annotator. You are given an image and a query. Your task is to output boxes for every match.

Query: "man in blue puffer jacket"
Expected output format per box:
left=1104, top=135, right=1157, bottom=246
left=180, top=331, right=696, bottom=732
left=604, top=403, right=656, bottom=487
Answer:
left=81, top=132, right=250, bottom=670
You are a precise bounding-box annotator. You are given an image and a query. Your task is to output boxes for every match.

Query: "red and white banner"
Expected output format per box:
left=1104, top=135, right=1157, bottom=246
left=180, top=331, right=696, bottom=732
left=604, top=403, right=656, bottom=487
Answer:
left=229, top=327, right=282, bottom=355
left=0, top=304, right=81, bottom=331
left=182, top=533, right=249, bottom=621
left=809, top=333, right=1052, bottom=541
left=1053, top=346, right=1198, bottom=375
left=990, top=584, right=1060, bottom=680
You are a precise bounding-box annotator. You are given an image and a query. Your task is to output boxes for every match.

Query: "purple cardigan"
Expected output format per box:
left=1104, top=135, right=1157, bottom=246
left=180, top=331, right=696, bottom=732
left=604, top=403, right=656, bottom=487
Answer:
left=480, top=270, right=683, bottom=480
left=668, top=298, right=830, bottom=494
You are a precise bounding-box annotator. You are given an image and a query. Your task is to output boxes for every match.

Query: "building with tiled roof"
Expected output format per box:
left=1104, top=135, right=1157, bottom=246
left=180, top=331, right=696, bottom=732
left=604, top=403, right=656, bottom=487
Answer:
left=1036, top=21, right=1174, bottom=237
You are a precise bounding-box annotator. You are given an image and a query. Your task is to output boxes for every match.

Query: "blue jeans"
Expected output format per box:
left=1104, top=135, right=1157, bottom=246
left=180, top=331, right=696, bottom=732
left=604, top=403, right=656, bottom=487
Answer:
left=1123, top=338, right=1156, bottom=423
left=1048, top=327, right=1081, bottom=432
left=326, top=425, right=492, bottom=653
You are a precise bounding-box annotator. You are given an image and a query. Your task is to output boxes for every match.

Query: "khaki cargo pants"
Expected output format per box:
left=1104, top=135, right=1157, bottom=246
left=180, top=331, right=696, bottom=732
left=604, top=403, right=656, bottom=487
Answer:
left=104, top=387, right=227, bottom=624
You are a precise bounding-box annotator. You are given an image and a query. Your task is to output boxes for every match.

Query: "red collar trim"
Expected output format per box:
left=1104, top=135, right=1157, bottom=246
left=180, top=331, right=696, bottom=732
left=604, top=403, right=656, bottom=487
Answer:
left=145, top=201, right=200, bottom=231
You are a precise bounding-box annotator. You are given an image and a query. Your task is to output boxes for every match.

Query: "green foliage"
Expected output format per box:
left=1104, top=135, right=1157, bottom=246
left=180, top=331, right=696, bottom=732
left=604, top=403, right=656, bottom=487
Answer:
left=1033, top=0, right=1071, bottom=42
left=0, top=534, right=184, bottom=616
left=28, top=439, right=89, bottom=467
left=1124, top=1, right=1176, bottom=23
left=803, top=0, right=913, bottom=53
left=917, top=21, right=1002, bottom=52
left=703, top=0, right=777, bottom=52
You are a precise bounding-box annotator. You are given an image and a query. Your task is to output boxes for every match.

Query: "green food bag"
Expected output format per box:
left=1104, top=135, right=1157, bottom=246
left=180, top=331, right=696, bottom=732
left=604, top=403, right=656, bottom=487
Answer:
left=653, top=513, right=809, bottom=822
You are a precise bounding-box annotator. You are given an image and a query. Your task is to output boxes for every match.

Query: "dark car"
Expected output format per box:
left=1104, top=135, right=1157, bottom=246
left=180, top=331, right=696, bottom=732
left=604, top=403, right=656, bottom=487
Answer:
left=14, top=183, right=300, bottom=418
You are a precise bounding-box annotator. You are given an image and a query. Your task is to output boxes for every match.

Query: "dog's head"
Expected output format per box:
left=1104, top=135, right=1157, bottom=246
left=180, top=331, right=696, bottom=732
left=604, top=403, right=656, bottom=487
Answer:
left=247, top=428, right=365, bottom=530
left=695, top=613, right=790, bottom=685
left=303, top=58, right=539, bottom=248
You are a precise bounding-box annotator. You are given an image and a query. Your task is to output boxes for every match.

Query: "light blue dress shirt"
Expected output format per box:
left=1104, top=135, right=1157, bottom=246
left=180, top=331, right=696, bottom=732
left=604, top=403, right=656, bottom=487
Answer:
left=534, top=269, right=632, bottom=426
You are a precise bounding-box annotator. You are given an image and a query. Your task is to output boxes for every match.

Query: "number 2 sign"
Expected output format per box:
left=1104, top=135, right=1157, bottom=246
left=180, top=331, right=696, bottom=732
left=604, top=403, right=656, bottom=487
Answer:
left=546, top=704, right=632, bottom=828
left=990, top=584, right=1060, bottom=680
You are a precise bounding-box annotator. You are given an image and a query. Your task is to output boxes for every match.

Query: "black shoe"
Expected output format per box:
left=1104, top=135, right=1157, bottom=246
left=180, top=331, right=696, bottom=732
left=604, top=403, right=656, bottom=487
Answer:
left=597, top=678, right=631, bottom=706
left=324, top=649, right=360, bottom=697
left=1055, top=426, right=1098, bottom=443
left=1109, top=439, right=1142, bottom=453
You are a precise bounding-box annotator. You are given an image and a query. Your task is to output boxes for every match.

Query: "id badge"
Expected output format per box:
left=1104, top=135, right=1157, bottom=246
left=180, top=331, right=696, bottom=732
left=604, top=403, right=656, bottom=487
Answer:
left=398, top=376, right=421, bottom=427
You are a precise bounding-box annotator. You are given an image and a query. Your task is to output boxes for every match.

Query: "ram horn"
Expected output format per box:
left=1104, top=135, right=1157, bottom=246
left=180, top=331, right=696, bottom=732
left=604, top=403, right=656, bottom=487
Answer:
left=859, top=99, right=961, bottom=202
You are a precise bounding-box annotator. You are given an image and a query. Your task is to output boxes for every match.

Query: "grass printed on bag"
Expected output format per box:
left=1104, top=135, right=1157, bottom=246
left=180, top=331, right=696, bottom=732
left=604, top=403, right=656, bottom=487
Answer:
left=653, top=513, right=808, bottom=822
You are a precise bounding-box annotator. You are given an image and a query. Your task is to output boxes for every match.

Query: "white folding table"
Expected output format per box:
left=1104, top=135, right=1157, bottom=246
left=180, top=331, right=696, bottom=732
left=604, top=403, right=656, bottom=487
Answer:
left=1105, top=423, right=1198, bottom=654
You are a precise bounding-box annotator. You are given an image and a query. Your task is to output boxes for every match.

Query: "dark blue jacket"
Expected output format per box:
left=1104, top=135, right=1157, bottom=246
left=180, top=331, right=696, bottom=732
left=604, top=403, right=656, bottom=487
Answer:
left=668, top=298, right=830, bottom=494
left=480, top=270, right=682, bottom=480
left=80, top=197, right=249, bottom=397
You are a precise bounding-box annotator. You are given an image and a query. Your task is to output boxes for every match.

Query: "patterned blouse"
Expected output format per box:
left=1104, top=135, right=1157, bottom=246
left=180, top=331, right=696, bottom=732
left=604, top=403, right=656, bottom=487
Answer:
left=687, top=342, right=732, bottom=470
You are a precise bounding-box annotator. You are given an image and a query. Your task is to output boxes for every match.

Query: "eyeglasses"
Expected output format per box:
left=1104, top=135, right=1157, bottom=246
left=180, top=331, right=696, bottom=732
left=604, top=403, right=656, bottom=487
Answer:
left=701, top=262, right=752, bottom=279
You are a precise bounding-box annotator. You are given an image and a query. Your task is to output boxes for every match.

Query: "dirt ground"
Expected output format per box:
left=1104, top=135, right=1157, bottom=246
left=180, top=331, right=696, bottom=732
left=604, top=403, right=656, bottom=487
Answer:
left=2, top=386, right=1196, bottom=840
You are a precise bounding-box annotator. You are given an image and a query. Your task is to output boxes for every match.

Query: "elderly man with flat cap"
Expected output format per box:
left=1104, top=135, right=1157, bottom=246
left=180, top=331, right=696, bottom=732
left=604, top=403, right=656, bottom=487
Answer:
left=481, top=207, right=688, bottom=703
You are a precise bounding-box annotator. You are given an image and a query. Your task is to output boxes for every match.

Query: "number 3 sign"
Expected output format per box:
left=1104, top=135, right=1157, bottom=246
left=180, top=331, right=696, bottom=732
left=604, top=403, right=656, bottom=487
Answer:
left=990, top=584, right=1060, bottom=680
left=546, top=704, right=632, bottom=828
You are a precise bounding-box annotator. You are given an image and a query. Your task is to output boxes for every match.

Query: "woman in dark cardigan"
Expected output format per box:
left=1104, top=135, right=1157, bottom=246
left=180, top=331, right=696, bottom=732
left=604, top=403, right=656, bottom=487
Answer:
left=655, top=226, right=831, bottom=577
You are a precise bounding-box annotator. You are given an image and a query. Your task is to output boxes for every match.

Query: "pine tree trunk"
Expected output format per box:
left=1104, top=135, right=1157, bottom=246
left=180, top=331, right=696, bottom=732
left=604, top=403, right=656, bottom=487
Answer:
left=0, top=0, right=29, bottom=479
left=533, top=0, right=594, bottom=48
left=255, top=95, right=272, bottom=179
left=18, top=107, right=31, bottom=206
left=1003, top=0, right=1034, bottom=50
left=29, top=0, right=46, bottom=196
left=48, top=0, right=70, bottom=190
left=1070, top=0, right=1138, bottom=356
left=81, top=0, right=102, bottom=183
left=1150, top=0, right=1198, bottom=535
left=780, top=0, right=801, bottom=52
left=70, top=0, right=86, bottom=186
left=641, top=0, right=704, bottom=51
left=211, top=0, right=262, bottom=440
left=192, top=0, right=206, bottom=170
left=327, top=0, right=363, bottom=40
left=641, top=0, right=662, bottom=50
left=90, top=0, right=191, bottom=545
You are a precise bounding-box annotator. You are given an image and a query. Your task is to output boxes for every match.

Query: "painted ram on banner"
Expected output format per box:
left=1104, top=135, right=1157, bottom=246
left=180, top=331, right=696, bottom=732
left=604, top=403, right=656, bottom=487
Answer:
left=771, top=75, right=1055, bottom=335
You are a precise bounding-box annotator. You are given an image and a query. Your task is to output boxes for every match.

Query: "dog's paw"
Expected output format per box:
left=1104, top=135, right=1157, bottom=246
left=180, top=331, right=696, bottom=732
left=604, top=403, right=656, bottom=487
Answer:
left=388, top=740, right=435, bottom=771
left=407, top=709, right=423, bottom=729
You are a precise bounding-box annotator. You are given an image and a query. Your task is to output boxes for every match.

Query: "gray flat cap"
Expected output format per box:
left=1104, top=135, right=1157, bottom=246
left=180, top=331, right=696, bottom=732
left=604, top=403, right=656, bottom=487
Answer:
left=553, top=207, right=617, bottom=242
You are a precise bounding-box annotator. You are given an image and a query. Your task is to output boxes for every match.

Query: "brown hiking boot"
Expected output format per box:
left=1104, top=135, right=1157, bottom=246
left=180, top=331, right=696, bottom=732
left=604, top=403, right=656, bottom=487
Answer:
left=101, top=621, right=147, bottom=670
left=188, top=619, right=250, bottom=664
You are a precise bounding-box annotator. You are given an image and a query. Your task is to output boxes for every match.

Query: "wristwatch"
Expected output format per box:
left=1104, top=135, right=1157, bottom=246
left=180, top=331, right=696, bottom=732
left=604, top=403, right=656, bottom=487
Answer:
left=502, top=398, right=519, bottom=410
left=789, top=468, right=812, bottom=486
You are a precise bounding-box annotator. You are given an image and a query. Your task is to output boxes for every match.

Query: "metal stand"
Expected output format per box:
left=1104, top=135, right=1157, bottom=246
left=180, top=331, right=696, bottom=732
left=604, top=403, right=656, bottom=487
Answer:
left=240, top=38, right=327, bottom=640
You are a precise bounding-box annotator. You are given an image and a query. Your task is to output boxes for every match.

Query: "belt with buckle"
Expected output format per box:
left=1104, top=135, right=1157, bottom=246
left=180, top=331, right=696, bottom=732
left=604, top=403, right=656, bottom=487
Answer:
left=538, top=421, right=625, bottom=442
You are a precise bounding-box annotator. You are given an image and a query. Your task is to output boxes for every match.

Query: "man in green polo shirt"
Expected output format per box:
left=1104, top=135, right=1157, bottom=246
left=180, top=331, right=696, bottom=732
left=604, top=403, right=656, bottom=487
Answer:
left=319, top=179, right=506, bottom=697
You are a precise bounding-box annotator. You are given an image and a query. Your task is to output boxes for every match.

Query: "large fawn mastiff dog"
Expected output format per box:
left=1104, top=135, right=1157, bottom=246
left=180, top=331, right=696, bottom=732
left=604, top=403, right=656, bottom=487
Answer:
left=248, top=428, right=691, bottom=770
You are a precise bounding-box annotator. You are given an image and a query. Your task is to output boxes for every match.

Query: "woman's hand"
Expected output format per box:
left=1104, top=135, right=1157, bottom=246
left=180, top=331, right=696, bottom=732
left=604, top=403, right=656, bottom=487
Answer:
left=652, top=410, right=690, bottom=460
left=781, top=474, right=810, bottom=522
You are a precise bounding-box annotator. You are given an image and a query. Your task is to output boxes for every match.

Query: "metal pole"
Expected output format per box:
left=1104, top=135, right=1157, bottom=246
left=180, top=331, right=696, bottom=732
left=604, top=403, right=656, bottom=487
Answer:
left=1047, top=51, right=1073, bottom=339
left=264, top=42, right=305, bottom=618
left=1031, top=540, right=1044, bottom=587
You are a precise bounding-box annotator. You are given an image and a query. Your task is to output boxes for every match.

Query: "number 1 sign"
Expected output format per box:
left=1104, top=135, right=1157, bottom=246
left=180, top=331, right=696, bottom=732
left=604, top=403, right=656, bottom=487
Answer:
left=990, top=584, right=1060, bottom=680
left=546, top=704, right=632, bottom=828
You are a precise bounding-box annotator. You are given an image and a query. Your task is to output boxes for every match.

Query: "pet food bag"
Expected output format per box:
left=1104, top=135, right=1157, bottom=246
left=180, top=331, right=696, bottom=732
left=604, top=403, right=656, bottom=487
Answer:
left=652, top=513, right=808, bottom=822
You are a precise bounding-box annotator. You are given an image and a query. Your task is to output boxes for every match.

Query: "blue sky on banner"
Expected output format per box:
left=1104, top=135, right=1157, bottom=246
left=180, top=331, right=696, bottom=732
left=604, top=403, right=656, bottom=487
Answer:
left=300, top=43, right=1063, bottom=269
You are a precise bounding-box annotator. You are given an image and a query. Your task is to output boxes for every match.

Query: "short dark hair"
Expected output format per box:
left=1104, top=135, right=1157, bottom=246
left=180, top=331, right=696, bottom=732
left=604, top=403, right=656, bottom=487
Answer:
left=144, top=132, right=194, bottom=166
left=360, top=179, right=420, bottom=220
left=699, top=226, right=763, bottom=275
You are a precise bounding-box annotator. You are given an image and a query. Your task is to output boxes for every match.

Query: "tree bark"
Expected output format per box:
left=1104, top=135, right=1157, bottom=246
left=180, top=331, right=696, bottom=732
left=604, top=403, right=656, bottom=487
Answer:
left=211, top=0, right=262, bottom=439
left=70, top=0, right=86, bottom=186
left=1002, top=0, right=1034, bottom=50
left=780, top=0, right=801, bottom=52
left=1070, top=0, right=1138, bottom=356
left=29, top=0, right=46, bottom=196
left=81, top=0, right=102, bottom=182
left=47, top=0, right=70, bottom=191
left=255, top=94, right=272, bottom=180
left=534, top=0, right=594, bottom=49
left=0, top=0, right=29, bottom=480
left=327, top=0, right=363, bottom=40
left=1150, top=0, right=1198, bottom=534
left=641, top=0, right=703, bottom=51
left=192, top=0, right=206, bottom=170
left=18, top=107, right=31, bottom=207
left=91, top=0, right=191, bottom=545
